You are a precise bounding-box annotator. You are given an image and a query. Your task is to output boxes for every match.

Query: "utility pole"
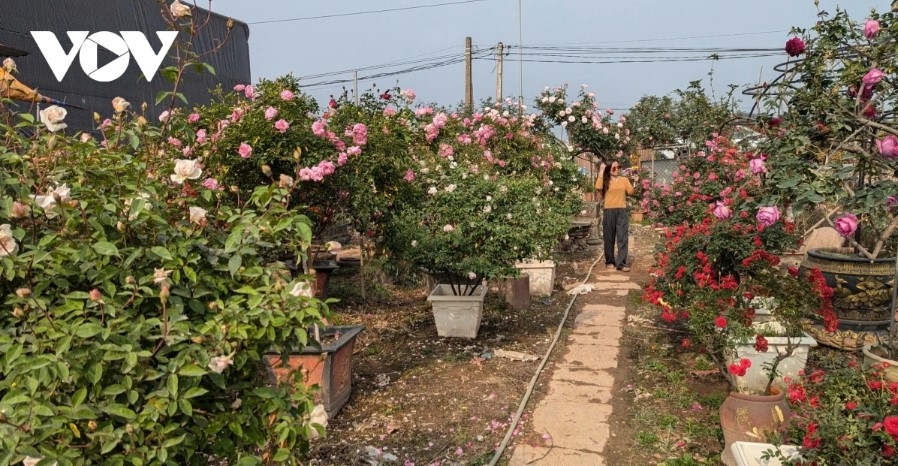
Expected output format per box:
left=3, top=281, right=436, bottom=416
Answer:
left=353, top=70, right=359, bottom=105
left=518, top=0, right=523, bottom=107
left=496, top=42, right=504, bottom=102
left=465, top=36, right=473, bottom=113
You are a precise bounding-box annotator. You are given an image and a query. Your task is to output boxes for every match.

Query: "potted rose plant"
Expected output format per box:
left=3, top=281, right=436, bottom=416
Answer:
left=755, top=4, right=898, bottom=349
left=642, top=137, right=837, bottom=466
left=394, top=101, right=584, bottom=337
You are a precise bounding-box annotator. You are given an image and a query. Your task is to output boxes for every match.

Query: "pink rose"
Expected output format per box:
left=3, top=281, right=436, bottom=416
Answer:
left=280, top=89, right=295, bottom=101
left=864, top=19, right=880, bottom=39
left=264, top=106, right=277, bottom=121
left=244, top=85, right=255, bottom=99
left=756, top=206, right=781, bottom=226
left=834, top=212, right=858, bottom=237
left=238, top=142, right=252, bottom=158
left=196, top=129, right=207, bottom=144
left=188, top=112, right=200, bottom=123
left=404, top=88, right=416, bottom=101
left=202, top=178, right=220, bottom=190
left=863, top=68, right=885, bottom=88
left=274, top=119, right=289, bottom=133
left=877, top=135, right=898, bottom=158
left=233, top=84, right=246, bottom=92
left=712, top=201, right=732, bottom=219
left=404, top=169, right=415, bottom=182
left=749, top=158, right=767, bottom=174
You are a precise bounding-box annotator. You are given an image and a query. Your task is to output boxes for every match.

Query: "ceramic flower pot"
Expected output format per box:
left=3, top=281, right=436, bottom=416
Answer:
left=263, top=325, right=365, bottom=417
left=729, top=332, right=818, bottom=393
left=800, top=247, right=895, bottom=349
left=862, top=344, right=898, bottom=383
left=427, top=284, right=487, bottom=339
left=719, top=391, right=791, bottom=466
left=514, top=259, right=555, bottom=297
left=729, top=441, right=801, bottom=466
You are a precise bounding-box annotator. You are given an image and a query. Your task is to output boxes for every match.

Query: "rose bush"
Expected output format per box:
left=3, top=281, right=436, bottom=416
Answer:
left=643, top=136, right=835, bottom=394
left=757, top=5, right=898, bottom=260
left=768, top=358, right=898, bottom=464
left=393, top=101, right=585, bottom=293
left=0, top=86, right=328, bottom=466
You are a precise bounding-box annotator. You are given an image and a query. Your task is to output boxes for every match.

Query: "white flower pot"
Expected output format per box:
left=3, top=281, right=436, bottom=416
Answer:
left=730, top=441, right=801, bottom=466
left=427, top=284, right=487, bottom=339
left=729, top=332, right=817, bottom=393
left=514, top=259, right=555, bottom=297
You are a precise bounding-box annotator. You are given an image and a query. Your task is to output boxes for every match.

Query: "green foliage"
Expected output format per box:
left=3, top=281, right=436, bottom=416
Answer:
left=0, top=95, right=328, bottom=464
left=626, top=80, right=737, bottom=150
left=756, top=6, right=898, bottom=259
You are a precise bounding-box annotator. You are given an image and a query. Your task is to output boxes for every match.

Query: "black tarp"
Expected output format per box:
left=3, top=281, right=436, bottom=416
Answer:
left=0, top=0, right=251, bottom=131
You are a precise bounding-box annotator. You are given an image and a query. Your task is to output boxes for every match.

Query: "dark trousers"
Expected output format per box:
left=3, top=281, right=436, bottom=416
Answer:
left=603, top=208, right=629, bottom=268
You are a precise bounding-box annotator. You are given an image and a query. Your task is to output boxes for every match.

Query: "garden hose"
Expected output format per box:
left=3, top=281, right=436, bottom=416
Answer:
left=487, top=252, right=605, bottom=466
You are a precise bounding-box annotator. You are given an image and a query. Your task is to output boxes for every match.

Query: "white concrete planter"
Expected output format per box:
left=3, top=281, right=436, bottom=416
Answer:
left=730, top=441, right=800, bottom=466
left=729, top=332, right=817, bottom=393
left=514, top=259, right=555, bottom=297
left=427, top=284, right=486, bottom=339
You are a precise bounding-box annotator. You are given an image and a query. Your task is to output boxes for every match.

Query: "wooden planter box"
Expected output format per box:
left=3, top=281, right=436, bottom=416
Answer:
left=263, top=325, right=365, bottom=417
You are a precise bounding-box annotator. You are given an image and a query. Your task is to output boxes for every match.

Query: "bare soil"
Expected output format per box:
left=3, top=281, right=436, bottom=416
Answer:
left=308, top=234, right=617, bottom=465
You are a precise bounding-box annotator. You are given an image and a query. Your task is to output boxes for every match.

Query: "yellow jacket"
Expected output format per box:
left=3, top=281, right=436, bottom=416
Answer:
left=595, top=175, right=634, bottom=209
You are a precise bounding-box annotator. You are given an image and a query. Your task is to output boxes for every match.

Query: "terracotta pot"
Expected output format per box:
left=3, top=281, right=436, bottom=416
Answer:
left=263, top=325, right=365, bottom=418
left=719, top=391, right=791, bottom=466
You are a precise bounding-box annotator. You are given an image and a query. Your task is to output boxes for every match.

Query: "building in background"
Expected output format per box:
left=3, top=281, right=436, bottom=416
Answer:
left=0, top=0, right=251, bottom=131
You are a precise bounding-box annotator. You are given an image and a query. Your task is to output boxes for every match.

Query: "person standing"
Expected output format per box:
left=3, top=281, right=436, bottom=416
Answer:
left=595, top=161, right=635, bottom=271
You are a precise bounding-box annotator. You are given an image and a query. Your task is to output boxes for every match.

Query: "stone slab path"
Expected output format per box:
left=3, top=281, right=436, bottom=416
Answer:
left=509, top=249, right=638, bottom=466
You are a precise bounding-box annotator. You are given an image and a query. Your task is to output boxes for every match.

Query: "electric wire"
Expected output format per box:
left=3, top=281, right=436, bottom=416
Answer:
left=246, top=0, right=490, bottom=25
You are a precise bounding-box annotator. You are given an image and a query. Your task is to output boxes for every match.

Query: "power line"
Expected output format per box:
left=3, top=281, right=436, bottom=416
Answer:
left=525, top=30, right=789, bottom=47
left=247, top=0, right=490, bottom=25
left=484, top=52, right=780, bottom=65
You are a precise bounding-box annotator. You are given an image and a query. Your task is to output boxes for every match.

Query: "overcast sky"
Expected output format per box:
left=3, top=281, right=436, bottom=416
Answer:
left=208, top=0, right=890, bottom=113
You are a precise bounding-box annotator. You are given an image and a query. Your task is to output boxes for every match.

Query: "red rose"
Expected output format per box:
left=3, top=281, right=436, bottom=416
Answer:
left=785, top=37, right=806, bottom=56
left=715, top=316, right=727, bottom=328
left=844, top=400, right=857, bottom=410
left=884, top=416, right=898, bottom=441
left=884, top=445, right=895, bottom=458
left=754, top=335, right=769, bottom=353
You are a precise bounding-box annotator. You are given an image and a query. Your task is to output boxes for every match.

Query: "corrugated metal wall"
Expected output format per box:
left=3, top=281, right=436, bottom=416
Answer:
left=0, top=0, right=251, bottom=131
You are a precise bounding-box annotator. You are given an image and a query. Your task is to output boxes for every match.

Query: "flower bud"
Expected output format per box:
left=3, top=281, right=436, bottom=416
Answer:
left=226, top=18, right=235, bottom=30
left=89, top=288, right=101, bottom=301
left=137, top=116, right=148, bottom=127
left=190, top=336, right=205, bottom=344
left=159, top=284, right=170, bottom=303
left=87, top=420, right=97, bottom=431
left=116, top=221, right=125, bottom=231
left=261, top=165, right=273, bottom=177
left=80, top=133, right=92, bottom=143
left=230, top=185, right=239, bottom=193
left=12, top=307, right=25, bottom=318
left=15, top=288, right=31, bottom=298
left=10, top=201, right=28, bottom=218
left=208, top=301, right=219, bottom=310
left=47, top=134, right=57, bottom=150
left=141, top=102, right=148, bottom=113
left=293, top=147, right=302, bottom=161
left=126, top=276, right=136, bottom=285
left=125, top=424, right=133, bottom=434
left=93, top=112, right=101, bottom=123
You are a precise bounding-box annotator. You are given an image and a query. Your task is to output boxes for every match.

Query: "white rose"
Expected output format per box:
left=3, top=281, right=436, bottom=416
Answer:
left=39, top=105, right=67, bottom=132
left=189, top=206, right=207, bottom=225
left=0, top=224, right=18, bottom=257
left=170, top=159, right=202, bottom=184
left=278, top=174, right=294, bottom=189
left=170, top=0, right=192, bottom=17
left=111, top=97, right=130, bottom=113
left=23, top=457, right=56, bottom=466
left=153, top=268, right=171, bottom=285
left=3, top=57, right=16, bottom=73
left=290, top=281, right=314, bottom=298
left=208, top=355, right=233, bottom=374
left=307, top=403, right=328, bottom=440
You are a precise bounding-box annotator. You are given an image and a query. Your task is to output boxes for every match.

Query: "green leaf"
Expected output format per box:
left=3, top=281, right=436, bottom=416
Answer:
left=150, top=246, right=173, bottom=261
left=234, top=457, right=262, bottom=466
left=228, top=255, right=242, bottom=277
left=178, top=399, right=193, bottom=416
left=76, top=323, right=103, bottom=339
left=162, top=433, right=186, bottom=449
left=167, top=374, right=179, bottom=399
left=182, top=387, right=208, bottom=399
left=72, top=387, right=87, bottom=407
left=272, top=449, right=290, bottom=462
left=92, top=241, right=119, bottom=256
left=179, top=364, right=206, bottom=377
left=100, top=438, right=120, bottom=455
left=103, top=404, right=137, bottom=420
left=183, top=266, right=197, bottom=283
left=71, top=404, right=96, bottom=420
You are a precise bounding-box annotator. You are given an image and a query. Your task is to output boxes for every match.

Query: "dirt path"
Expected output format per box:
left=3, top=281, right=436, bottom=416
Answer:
left=508, top=234, right=644, bottom=465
